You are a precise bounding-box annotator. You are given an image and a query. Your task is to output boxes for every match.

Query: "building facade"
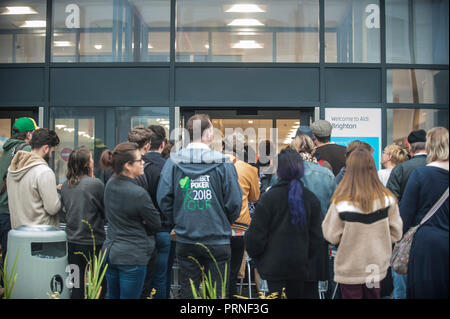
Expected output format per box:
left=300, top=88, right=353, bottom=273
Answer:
left=0, top=0, right=448, bottom=182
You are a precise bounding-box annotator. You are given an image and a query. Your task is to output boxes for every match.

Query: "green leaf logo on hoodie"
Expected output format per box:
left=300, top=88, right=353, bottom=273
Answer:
left=179, top=176, right=190, bottom=189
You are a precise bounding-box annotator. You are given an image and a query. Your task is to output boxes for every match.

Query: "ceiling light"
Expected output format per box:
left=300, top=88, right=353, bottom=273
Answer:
left=2, top=6, right=38, bottom=15
left=232, top=40, right=263, bottom=49
left=228, top=19, right=264, bottom=27
left=148, top=44, right=153, bottom=49
left=225, top=4, right=265, bottom=13
left=20, top=20, right=46, bottom=28
left=237, top=32, right=257, bottom=35
left=248, top=120, right=254, bottom=124
left=204, top=44, right=210, bottom=49
left=53, top=41, right=73, bottom=47
left=94, top=44, right=103, bottom=50
left=55, top=125, right=67, bottom=129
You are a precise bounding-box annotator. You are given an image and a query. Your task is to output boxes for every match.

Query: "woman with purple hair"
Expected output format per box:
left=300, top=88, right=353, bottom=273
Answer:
left=244, top=148, right=323, bottom=298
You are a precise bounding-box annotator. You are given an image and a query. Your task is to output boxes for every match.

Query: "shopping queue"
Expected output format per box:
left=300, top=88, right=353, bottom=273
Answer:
left=0, top=116, right=448, bottom=299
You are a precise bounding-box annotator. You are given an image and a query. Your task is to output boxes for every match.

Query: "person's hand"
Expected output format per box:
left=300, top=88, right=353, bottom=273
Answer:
left=56, top=184, right=63, bottom=191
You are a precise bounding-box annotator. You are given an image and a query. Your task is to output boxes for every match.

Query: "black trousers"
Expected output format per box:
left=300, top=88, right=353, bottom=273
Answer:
left=176, top=242, right=231, bottom=299
left=67, top=242, right=106, bottom=299
left=228, top=236, right=245, bottom=298
left=0, top=213, right=11, bottom=287
left=267, top=280, right=305, bottom=299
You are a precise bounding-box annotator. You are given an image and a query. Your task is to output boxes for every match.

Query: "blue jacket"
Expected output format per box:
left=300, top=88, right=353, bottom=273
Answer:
left=302, top=161, right=337, bottom=217
left=156, top=145, right=243, bottom=245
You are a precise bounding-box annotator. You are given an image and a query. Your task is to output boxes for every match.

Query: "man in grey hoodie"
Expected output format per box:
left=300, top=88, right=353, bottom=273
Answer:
left=157, top=114, right=242, bottom=299
left=7, top=128, right=61, bottom=229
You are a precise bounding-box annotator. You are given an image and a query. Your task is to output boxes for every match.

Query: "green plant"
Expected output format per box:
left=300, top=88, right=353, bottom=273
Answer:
left=234, top=288, right=288, bottom=299
left=74, top=219, right=108, bottom=299
left=189, top=243, right=228, bottom=299
left=0, top=250, right=19, bottom=299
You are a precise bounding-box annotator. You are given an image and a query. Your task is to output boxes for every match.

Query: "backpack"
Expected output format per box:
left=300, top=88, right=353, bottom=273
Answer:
left=0, top=142, right=28, bottom=195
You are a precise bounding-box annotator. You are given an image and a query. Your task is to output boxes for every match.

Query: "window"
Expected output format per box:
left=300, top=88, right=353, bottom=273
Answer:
left=387, top=69, right=449, bottom=104
left=387, top=108, right=449, bottom=147
left=52, top=0, right=170, bottom=62
left=386, top=0, right=449, bottom=64
left=325, top=0, right=380, bottom=63
left=176, top=0, right=319, bottom=62
left=0, top=0, right=46, bottom=63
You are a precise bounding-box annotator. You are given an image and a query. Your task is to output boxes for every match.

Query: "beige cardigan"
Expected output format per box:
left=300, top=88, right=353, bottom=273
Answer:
left=322, top=196, right=403, bottom=285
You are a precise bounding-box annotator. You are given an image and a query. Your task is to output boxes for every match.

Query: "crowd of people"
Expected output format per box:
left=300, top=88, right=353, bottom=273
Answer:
left=0, top=115, right=448, bottom=299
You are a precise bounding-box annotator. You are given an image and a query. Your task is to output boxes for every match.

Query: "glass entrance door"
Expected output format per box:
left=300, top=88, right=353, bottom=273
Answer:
left=180, top=108, right=314, bottom=156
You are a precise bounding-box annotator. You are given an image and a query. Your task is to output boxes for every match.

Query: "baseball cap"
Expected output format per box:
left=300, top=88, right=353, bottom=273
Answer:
left=12, top=117, right=39, bottom=134
left=295, top=126, right=315, bottom=140
left=311, top=120, right=332, bottom=137
left=407, top=129, right=426, bottom=144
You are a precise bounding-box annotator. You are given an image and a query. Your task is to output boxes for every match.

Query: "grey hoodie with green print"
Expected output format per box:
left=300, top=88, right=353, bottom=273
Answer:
left=156, top=145, right=243, bottom=245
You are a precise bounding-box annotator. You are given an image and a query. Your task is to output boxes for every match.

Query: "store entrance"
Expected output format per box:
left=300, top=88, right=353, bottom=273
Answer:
left=180, top=107, right=315, bottom=154
left=0, top=108, right=39, bottom=156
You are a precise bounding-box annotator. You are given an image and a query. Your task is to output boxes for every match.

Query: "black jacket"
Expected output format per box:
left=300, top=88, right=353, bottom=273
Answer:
left=102, top=175, right=161, bottom=266
left=245, top=180, right=323, bottom=281
left=386, top=154, right=427, bottom=202
left=315, top=143, right=346, bottom=176
left=142, top=151, right=170, bottom=232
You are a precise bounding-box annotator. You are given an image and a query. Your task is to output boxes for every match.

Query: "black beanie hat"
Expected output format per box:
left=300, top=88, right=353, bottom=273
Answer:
left=407, top=129, right=426, bottom=144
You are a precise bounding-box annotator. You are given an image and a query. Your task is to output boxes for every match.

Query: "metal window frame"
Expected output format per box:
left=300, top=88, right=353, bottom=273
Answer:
left=0, top=0, right=447, bottom=150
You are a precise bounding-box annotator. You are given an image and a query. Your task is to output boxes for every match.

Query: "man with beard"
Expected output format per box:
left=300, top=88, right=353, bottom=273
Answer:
left=7, top=128, right=61, bottom=229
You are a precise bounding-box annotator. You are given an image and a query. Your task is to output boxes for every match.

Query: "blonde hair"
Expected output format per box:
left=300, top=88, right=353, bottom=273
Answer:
left=290, top=134, right=315, bottom=155
left=384, top=144, right=408, bottom=166
left=426, top=127, right=449, bottom=163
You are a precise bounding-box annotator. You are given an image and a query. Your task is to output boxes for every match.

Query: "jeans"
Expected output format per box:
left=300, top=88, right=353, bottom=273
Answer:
left=150, top=232, right=171, bottom=299
left=176, top=242, right=231, bottom=299
left=392, top=269, right=407, bottom=299
left=106, top=263, right=147, bottom=299
left=166, top=241, right=176, bottom=298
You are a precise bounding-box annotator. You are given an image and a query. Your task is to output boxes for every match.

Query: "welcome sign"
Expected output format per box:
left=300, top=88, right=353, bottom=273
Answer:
left=325, top=108, right=382, bottom=170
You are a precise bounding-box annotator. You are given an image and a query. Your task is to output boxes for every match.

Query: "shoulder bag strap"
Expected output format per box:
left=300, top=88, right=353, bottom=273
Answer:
left=419, top=187, right=449, bottom=226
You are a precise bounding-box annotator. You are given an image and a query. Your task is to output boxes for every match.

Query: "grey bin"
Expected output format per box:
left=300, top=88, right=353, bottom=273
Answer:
left=6, top=225, right=70, bottom=299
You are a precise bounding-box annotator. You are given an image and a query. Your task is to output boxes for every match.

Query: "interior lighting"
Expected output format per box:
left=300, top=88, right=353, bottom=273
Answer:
left=2, top=6, right=38, bottom=15
left=228, top=19, right=264, bottom=26
left=94, top=44, right=103, bottom=50
left=20, top=20, right=46, bottom=28
left=53, top=41, right=73, bottom=47
left=232, top=40, right=263, bottom=49
left=225, top=4, right=265, bottom=13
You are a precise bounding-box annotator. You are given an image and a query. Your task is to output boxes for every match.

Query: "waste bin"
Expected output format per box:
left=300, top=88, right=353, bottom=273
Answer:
left=6, top=225, right=70, bottom=299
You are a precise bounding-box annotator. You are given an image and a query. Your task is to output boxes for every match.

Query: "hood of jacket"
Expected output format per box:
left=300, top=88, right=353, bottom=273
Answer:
left=8, top=151, right=48, bottom=182
left=170, top=147, right=231, bottom=178
left=2, top=138, right=26, bottom=152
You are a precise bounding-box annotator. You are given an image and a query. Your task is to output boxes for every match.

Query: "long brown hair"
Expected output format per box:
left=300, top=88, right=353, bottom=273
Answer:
left=66, top=146, right=92, bottom=186
left=332, top=148, right=395, bottom=212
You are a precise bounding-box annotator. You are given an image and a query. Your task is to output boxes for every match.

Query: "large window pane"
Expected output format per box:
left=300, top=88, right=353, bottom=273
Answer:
left=176, top=0, right=319, bottom=63
left=387, top=69, right=449, bottom=104
left=325, top=0, right=380, bottom=63
left=0, top=0, right=46, bottom=63
left=387, top=108, right=449, bottom=147
left=386, top=0, right=449, bottom=64
left=116, top=107, right=170, bottom=144
left=52, top=0, right=170, bottom=62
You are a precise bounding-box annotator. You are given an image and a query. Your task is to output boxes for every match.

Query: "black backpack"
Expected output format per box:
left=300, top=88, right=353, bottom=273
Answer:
left=0, top=142, right=28, bottom=195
